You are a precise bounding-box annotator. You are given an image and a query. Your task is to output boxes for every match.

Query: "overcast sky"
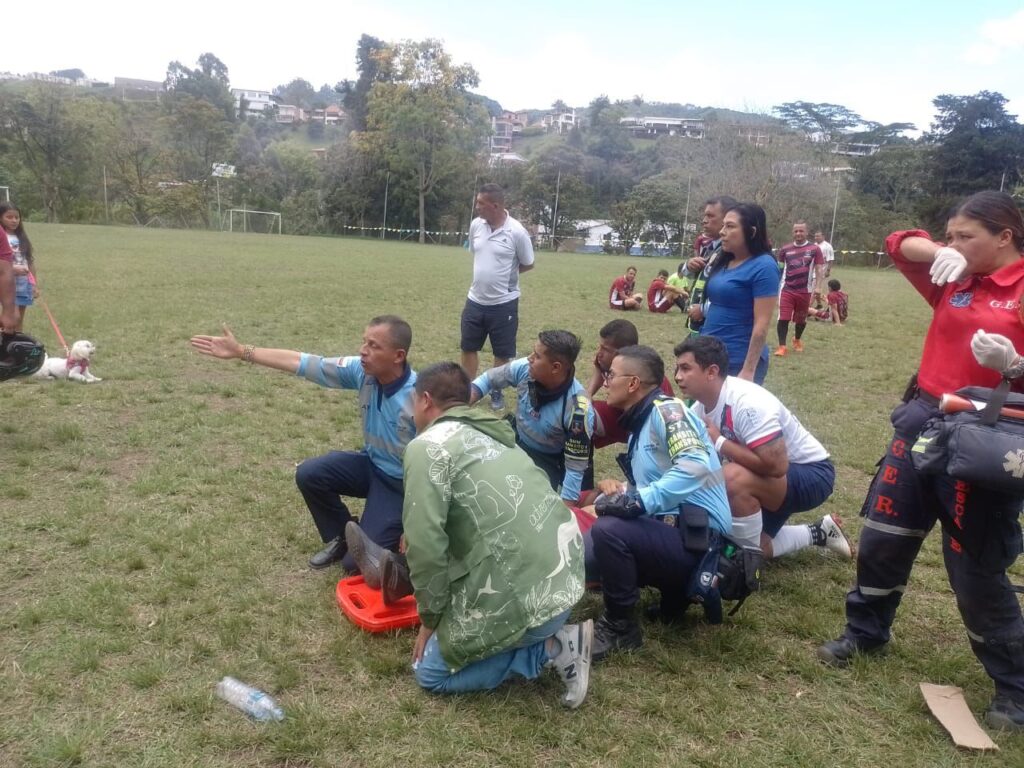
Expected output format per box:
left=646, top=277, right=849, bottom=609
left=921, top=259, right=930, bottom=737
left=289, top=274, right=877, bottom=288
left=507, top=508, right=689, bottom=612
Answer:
left=4, top=0, right=1023, bottom=132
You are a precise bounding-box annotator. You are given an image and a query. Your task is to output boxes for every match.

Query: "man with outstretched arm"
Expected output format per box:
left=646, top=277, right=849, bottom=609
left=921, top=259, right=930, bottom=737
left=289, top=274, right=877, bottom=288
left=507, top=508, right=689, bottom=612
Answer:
left=674, top=335, right=851, bottom=560
left=404, top=362, right=592, bottom=708
left=190, top=316, right=416, bottom=572
left=588, top=345, right=732, bottom=660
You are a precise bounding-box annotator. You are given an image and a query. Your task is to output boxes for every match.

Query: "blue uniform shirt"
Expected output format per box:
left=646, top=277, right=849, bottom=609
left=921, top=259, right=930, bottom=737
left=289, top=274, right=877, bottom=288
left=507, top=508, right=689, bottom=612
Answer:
left=472, top=359, right=594, bottom=502
left=627, top=394, right=731, bottom=534
left=297, top=355, right=417, bottom=480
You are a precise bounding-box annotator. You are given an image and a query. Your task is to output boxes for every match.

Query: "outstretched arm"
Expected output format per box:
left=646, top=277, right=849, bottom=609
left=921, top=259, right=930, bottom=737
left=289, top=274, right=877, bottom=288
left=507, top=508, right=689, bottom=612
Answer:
left=190, top=324, right=302, bottom=373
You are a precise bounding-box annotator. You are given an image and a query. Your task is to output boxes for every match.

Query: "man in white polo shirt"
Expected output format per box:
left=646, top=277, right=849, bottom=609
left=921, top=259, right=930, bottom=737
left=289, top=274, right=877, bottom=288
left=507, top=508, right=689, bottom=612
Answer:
left=814, top=230, right=835, bottom=277
left=461, top=183, right=535, bottom=410
left=673, top=335, right=852, bottom=560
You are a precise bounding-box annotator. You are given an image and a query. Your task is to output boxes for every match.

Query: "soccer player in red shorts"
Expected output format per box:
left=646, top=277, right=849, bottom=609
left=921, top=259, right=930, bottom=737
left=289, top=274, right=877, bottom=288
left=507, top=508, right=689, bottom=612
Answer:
left=775, top=221, right=825, bottom=356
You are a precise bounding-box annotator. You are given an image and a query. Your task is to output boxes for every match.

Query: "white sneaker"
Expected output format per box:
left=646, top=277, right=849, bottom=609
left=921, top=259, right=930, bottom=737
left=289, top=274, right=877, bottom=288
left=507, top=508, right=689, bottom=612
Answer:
left=820, top=514, right=853, bottom=559
left=547, top=619, right=593, bottom=709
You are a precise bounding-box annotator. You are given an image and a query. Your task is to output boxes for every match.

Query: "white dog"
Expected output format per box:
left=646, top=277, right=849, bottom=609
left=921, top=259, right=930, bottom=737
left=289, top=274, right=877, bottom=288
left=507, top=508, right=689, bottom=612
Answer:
left=34, top=340, right=103, bottom=383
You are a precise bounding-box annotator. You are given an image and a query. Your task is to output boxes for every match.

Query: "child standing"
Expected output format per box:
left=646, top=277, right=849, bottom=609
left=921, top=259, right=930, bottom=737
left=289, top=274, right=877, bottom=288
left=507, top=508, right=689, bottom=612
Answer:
left=0, top=203, right=37, bottom=332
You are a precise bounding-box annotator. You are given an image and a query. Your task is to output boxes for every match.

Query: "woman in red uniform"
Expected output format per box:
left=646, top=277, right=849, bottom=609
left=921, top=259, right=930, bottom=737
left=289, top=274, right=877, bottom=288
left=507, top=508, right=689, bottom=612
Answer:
left=818, top=191, right=1024, bottom=731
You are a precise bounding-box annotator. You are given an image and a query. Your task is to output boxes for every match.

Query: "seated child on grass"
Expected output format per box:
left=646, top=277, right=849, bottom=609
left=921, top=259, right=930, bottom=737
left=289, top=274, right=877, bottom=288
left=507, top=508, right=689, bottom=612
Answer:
left=811, top=279, right=848, bottom=325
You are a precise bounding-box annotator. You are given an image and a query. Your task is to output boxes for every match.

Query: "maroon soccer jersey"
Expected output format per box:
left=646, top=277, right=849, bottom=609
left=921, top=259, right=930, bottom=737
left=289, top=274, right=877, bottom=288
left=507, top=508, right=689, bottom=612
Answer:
left=777, top=242, right=824, bottom=293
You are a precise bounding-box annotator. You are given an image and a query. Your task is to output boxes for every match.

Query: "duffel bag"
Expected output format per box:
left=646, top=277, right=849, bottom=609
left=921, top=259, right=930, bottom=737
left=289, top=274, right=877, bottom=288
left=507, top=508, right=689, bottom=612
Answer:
left=911, top=380, right=1024, bottom=494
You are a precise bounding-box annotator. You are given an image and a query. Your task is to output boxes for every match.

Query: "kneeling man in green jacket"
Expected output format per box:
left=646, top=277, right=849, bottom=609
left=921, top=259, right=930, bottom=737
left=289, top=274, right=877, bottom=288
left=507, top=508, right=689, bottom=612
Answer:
left=404, top=361, right=594, bottom=708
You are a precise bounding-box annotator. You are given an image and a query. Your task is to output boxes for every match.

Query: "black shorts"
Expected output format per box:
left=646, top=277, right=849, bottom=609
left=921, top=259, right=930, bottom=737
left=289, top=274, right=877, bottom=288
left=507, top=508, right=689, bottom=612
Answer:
left=460, top=298, right=519, bottom=359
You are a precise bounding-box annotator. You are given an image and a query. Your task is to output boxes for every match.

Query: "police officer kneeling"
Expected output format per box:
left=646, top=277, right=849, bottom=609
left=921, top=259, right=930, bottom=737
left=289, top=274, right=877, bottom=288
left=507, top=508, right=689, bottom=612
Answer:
left=590, top=345, right=732, bottom=661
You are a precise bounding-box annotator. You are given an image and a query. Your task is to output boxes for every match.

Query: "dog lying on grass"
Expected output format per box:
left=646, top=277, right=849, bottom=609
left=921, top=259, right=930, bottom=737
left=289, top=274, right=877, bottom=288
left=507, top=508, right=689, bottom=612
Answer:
left=34, top=340, right=103, bottom=383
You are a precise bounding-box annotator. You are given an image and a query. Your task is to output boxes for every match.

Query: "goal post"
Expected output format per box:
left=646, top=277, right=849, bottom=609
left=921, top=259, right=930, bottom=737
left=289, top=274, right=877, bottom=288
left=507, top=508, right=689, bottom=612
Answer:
left=0, top=187, right=9, bottom=202
left=227, top=208, right=282, bottom=234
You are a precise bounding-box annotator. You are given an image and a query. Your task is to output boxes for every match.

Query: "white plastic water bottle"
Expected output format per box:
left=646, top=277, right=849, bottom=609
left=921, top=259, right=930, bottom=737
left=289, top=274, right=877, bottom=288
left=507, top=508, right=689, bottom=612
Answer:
left=215, top=677, right=285, bottom=722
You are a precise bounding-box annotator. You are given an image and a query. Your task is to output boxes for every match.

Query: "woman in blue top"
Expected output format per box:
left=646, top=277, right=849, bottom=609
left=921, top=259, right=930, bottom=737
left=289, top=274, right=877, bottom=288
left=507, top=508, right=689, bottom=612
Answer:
left=699, top=203, right=779, bottom=385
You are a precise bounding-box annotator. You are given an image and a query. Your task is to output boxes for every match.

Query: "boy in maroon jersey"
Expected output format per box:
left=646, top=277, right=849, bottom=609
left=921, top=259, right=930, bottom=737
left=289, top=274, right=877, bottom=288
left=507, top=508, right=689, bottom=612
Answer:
left=775, top=221, right=825, bottom=356
left=811, top=279, right=848, bottom=325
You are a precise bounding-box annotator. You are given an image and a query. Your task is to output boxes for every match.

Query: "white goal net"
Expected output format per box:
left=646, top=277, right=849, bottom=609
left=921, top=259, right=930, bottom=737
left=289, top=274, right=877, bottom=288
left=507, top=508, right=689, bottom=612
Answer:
left=228, top=208, right=282, bottom=234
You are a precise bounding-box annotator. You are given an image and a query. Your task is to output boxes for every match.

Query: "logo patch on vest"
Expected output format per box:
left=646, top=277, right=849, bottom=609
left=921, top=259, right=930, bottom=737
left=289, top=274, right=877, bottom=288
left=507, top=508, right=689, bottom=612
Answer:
left=949, top=291, right=973, bottom=308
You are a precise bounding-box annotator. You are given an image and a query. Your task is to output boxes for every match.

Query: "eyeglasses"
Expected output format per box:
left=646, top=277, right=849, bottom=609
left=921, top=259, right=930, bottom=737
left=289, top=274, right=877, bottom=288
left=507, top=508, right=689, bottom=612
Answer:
left=603, top=370, right=637, bottom=383
left=604, top=370, right=656, bottom=386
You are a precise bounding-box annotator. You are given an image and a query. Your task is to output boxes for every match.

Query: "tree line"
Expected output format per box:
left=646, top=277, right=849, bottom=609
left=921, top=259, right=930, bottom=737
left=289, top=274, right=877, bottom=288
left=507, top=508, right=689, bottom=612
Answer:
left=0, top=37, right=1021, bottom=253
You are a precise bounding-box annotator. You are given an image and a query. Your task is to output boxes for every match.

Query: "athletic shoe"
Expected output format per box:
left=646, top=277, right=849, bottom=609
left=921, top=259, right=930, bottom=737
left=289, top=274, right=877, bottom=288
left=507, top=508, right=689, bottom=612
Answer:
left=380, top=550, right=414, bottom=605
left=774, top=346, right=788, bottom=357
left=985, top=694, right=1024, bottom=731
left=546, top=620, right=593, bottom=709
left=816, top=635, right=886, bottom=668
left=489, top=389, right=505, bottom=411
left=344, top=521, right=385, bottom=589
left=819, top=514, right=853, bottom=559
left=592, top=613, right=643, bottom=663
left=793, top=339, right=805, bottom=352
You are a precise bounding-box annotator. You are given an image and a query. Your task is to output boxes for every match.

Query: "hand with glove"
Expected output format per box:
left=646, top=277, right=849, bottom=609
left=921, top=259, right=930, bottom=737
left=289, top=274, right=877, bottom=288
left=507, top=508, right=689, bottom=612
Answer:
left=595, top=491, right=645, bottom=519
left=971, top=329, right=1024, bottom=377
left=929, top=246, right=968, bottom=286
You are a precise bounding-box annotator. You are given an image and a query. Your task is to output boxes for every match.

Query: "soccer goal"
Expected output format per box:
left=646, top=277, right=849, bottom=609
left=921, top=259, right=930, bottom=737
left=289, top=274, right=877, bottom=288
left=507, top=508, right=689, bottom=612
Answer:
left=228, top=208, right=282, bottom=234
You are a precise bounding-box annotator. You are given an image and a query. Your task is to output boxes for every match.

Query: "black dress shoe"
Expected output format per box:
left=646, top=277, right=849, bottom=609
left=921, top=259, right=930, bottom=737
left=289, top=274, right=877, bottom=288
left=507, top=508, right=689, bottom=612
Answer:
left=345, top=521, right=386, bottom=588
left=308, top=536, right=346, bottom=570
left=816, top=635, right=887, bottom=668
left=380, top=551, right=414, bottom=605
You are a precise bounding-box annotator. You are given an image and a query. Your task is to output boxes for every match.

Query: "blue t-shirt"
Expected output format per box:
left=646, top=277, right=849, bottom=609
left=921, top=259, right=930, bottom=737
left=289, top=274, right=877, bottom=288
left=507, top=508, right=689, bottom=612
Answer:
left=701, top=253, right=780, bottom=374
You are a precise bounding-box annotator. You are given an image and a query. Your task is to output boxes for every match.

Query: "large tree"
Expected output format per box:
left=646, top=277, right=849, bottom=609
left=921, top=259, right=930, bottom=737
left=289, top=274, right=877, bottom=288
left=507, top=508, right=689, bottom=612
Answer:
left=923, top=91, right=1023, bottom=198
left=273, top=78, right=317, bottom=110
left=164, top=53, right=235, bottom=120
left=518, top=143, right=590, bottom=249
left=336, top=34, right=387, bottom=132
left=363, top=39, right=489, bottom=243
left=0, top=85, right=95, bottom=221
left=773, top=101, right=864, bottom=143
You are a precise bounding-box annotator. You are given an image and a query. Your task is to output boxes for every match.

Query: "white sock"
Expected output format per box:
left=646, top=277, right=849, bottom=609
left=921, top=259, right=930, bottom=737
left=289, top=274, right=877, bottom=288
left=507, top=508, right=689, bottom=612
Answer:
left=770, top=525, right=813, bottom=558
left=730, top=511, right=762, bottom=549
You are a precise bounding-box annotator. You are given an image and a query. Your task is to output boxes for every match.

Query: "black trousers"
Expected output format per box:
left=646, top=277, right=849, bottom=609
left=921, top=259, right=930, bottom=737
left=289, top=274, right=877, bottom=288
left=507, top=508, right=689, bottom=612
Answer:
left=294, top=451, right=404, bottom=571
left=591, top=515, right=701, bottom=616
left=844, top=397, right=1024, bottom=700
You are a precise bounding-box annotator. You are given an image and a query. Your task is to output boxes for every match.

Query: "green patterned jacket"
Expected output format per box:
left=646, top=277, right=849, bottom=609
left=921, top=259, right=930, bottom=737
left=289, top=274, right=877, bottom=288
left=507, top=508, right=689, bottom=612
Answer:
left=403, top=406, right=584, bottom=670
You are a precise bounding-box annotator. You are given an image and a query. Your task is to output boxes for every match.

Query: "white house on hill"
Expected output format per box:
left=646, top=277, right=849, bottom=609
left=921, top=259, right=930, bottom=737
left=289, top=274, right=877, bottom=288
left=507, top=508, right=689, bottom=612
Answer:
left=233, top=89, right=273, bottom=117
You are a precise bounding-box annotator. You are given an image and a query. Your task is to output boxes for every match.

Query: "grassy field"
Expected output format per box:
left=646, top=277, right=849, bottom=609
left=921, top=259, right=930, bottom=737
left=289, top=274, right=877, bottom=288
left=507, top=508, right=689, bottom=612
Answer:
left=2, top=224, right=1022, bottom=767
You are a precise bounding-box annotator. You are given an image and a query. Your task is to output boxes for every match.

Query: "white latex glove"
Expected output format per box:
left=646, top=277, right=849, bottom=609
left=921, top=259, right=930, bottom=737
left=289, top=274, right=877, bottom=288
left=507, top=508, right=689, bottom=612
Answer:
left=971, top=329, right=1020, bottom=373
left=929, top=246, right=968, bottom=286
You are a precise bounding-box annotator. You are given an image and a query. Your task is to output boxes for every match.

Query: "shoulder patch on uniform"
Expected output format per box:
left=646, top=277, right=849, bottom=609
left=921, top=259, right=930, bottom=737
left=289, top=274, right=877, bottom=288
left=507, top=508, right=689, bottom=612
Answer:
left=572, top=393, right=590, bottom=413
left=657, top=398, right=708, bottom=458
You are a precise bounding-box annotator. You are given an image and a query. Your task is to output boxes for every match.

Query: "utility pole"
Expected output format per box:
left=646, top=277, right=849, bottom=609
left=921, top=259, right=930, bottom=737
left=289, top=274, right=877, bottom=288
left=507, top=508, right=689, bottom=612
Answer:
left=551, top=169, right=562, bottom=252
left=682, top=174, right=692, bottom=250
left=382, top=171, right=390, bottom=239
left=100, top=166, right=109, bottom=224
left=829, top=174, right=841, bottom=242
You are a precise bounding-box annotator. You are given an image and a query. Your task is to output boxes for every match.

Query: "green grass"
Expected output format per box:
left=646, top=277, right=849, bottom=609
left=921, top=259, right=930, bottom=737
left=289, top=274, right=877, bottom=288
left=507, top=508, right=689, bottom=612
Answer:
left=1, top=223, right=1021, bottom=767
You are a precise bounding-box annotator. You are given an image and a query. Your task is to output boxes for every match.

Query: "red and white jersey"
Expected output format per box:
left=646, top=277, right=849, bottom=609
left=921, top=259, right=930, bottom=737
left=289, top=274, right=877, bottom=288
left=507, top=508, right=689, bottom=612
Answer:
left=690, top=376, right=828, bottom=464
left=609, top=275, right=635, bottom=307
left=777, top=241, right=824, bottom=293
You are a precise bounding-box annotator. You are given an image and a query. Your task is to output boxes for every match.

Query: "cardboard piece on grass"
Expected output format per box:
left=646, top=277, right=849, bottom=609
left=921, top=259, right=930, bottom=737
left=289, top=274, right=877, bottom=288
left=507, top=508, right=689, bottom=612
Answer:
left=919, top=683, right=999, bottom=751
